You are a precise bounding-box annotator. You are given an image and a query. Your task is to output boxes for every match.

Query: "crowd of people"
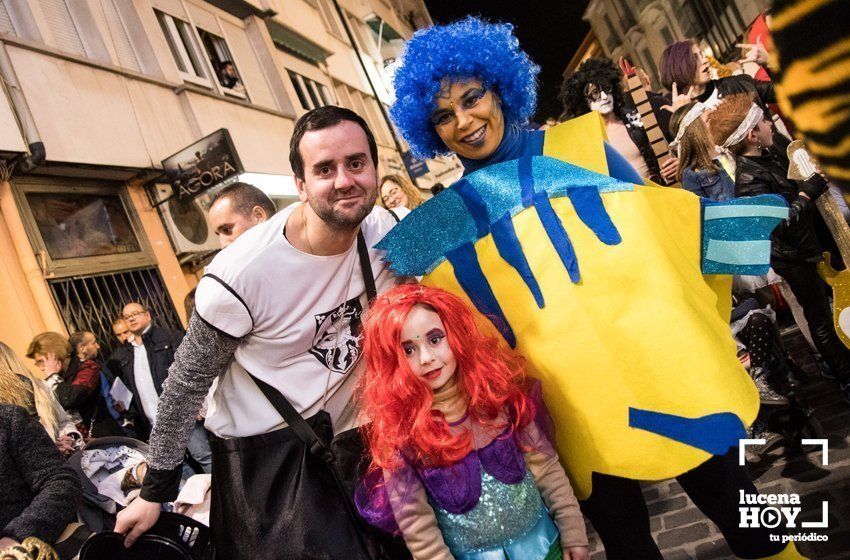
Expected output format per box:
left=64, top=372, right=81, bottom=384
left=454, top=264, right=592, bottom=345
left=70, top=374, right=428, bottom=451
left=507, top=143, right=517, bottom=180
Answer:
left=1, top=5, right=847, bottom=560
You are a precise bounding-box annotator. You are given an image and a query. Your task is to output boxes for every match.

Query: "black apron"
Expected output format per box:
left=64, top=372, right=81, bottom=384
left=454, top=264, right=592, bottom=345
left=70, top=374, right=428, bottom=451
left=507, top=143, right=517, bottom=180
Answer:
left=208, top=231, right=409, bottom=559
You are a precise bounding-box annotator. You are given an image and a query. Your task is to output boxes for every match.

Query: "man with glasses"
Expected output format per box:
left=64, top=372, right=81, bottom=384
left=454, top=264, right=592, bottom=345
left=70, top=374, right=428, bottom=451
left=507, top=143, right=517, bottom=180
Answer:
left=108, top=302, right=211, bottom=476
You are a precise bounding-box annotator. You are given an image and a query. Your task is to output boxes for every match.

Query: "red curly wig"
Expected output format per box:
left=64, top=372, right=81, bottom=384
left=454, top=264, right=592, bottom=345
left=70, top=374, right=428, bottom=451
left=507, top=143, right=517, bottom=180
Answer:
left=359, top=284, right=534, bottom=473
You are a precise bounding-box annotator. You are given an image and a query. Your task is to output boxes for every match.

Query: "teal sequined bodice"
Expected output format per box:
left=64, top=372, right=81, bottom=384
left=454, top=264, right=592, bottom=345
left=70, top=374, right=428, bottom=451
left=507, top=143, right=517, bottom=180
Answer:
left=432, top=467, right=543, bottom=554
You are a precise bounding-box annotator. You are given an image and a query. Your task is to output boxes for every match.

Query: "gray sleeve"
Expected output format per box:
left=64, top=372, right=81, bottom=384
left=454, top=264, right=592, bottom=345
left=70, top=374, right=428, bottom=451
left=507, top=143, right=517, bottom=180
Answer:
left=141, top=313, right=240, bottom=500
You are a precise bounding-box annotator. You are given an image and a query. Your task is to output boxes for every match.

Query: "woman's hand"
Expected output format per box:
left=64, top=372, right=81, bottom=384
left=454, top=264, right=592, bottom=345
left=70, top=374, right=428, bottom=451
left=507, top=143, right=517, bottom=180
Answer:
left=660, top=156, right=680, bottom=184
left=567, top=546, right=589, bottom=560
left=661, top=83, right=694, bottom=113
left=42, top=352, right=63, bottom=376
left=114, top=497, right=161, bottom=547
left=737, top=38, right=770, bottom=67
left=56, top=435, right=76, bottom=457
left=0, top=537, right=21, bottom=550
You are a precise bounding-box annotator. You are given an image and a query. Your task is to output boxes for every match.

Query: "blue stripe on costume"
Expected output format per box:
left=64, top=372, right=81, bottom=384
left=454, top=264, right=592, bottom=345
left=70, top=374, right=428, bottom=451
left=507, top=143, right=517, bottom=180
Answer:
left=446, top=242, right=516, bottom=348
left=628, top=408, right=747, bottom=456
left=701, top=195, right=788, bottom=275
left=604, top=141, right=646, bottom=185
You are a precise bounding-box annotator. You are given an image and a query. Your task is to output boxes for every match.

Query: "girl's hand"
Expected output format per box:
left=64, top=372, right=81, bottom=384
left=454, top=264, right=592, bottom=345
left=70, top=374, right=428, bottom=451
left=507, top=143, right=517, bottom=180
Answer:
left=660, top=156, right=680, bottom=183
left=661, top=83, right=694, bottom=113
left=42, top=352, right=63, bottom=376
left=567, top=546, right=589, bottom=560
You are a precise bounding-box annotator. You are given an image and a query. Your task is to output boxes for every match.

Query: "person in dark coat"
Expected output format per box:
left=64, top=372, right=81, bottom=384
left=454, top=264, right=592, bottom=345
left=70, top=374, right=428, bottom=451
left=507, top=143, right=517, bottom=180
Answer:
left=107, top=302, right=211, bottom=475
left=0, top=404, right=81, bottom=552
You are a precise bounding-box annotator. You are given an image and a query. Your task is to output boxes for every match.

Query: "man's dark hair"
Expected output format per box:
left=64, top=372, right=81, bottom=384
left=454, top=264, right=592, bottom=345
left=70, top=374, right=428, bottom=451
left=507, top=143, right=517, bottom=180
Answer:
left=289, top=106, right=378, bottom=181
left=68, top=331, right=92, bottom=352
left=559, top=58, right=630, bottom=121
left=210, top=182, right=276, bottom=218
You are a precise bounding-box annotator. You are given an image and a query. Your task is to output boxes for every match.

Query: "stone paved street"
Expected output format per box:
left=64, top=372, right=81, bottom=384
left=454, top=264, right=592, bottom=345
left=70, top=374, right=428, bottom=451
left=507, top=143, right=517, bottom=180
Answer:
left=583, top=327, right=850, bottom=559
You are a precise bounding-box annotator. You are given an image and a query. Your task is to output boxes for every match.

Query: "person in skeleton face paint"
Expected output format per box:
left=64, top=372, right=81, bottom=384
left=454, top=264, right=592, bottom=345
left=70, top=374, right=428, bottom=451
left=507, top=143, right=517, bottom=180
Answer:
left=560, top=58, right=677, bottom=185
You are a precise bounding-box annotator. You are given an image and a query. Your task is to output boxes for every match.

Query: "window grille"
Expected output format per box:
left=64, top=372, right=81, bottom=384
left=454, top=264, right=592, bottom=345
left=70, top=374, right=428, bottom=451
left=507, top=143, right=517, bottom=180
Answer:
left=39, top=0, right=85, bottom=55
left=48, top=267, right=183, bottom=358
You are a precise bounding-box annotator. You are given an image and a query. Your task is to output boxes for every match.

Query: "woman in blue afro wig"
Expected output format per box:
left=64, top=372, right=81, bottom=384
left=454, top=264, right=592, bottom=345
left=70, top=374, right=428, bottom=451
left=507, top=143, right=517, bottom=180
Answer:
left=390, top=16, right=539, bottom=161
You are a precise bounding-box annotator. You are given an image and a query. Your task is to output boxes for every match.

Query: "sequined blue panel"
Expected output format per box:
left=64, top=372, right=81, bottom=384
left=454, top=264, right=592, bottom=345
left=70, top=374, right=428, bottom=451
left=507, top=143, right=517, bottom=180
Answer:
left=433, top=468, right=543, bottom=555
left=701, top=195, right=788, bottom=275
left=375, top=155, right=633, bottom=277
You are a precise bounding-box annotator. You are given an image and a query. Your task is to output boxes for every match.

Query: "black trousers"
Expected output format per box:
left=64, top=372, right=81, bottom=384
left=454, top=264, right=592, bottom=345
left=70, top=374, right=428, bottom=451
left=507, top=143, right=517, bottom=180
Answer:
left=579, top=452, right=786, bottom=559
left=773, top=260, right=850, bottom=383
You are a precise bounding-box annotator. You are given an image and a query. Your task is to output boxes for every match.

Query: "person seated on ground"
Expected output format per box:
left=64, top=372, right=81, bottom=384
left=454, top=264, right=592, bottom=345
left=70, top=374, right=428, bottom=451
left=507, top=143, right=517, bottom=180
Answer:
left=560, top=58, right=677, bottom=185
left=0, top=341, right=81, bottom=457
left=0, top=404, right=81, bottom=557
left=379, top=174, right=423, bottom=214
left=710, top=93, right=850, bottom=404
left=26, top=332, right=100, bottom=439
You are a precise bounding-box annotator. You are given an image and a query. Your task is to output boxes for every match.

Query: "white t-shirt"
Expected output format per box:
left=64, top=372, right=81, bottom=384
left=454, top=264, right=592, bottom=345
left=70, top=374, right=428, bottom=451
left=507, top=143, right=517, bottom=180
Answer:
left=131, top=327, right=160, bottom=426
left=195, top=203, right=401, bottom=439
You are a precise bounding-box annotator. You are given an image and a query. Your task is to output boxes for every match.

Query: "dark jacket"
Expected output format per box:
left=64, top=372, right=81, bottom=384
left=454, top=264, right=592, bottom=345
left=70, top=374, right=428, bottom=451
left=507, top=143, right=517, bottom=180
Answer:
left=53, top=358, right=100, bottom=428
left=0, top=404, right=80, bottom=544
left=682, top=166, right=736, bottom=201
left=106, top=325, right=184, bottom=440
left=735, top=149, right=828, bottom=264
left=622, top=108, right=664, bottom=184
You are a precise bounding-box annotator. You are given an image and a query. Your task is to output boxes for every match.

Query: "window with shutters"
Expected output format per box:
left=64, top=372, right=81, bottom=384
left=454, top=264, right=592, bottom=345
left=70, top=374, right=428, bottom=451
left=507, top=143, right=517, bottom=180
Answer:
left=39, top=0, right=85, bottom=55
left=155, top=9, right=210, bottom=87
left=0, top=0, right=17, bottom=36
left=316, top=0, right=346, bottom=41
left=288, top=71, right=333, bottom=111
left=98, top=0, right=140, bottom=71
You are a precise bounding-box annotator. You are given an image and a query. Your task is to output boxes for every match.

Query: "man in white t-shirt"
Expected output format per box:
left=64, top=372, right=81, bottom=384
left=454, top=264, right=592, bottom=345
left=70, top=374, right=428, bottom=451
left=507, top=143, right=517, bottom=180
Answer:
left=117, top=106, right=409, bottom=558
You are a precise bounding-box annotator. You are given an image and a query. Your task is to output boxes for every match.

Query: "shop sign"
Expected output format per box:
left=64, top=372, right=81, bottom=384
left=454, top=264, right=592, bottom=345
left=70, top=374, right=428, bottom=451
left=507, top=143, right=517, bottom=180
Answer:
left=401, top=150, right=430, bottom=179
left=162, top=129, right=243, bottom=201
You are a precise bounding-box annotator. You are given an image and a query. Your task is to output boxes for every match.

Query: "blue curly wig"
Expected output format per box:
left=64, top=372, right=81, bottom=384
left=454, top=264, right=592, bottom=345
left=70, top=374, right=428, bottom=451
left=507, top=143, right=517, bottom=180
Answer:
left=389, top=17, right=540, bottom=159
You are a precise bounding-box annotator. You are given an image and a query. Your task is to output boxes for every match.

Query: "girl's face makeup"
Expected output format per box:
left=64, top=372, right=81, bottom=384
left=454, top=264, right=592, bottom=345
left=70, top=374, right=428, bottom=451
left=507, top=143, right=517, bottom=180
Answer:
left=431, top=78, right=505, bottom=160
left=400, top=305, right=457, bottom=392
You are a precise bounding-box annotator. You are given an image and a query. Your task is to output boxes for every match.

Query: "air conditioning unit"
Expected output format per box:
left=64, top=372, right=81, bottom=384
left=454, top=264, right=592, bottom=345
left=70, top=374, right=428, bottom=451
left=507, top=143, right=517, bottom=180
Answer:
left=155, top=184, right=221, bottom=254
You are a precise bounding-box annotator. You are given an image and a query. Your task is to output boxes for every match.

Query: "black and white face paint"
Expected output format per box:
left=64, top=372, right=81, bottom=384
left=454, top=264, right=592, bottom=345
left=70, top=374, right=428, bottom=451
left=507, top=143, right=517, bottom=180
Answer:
left=584, top=83, right=615, bottom=115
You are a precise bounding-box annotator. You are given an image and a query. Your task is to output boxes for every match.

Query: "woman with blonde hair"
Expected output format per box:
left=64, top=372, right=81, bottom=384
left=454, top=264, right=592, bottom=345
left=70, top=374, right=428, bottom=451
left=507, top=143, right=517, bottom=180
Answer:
left=0, top=341, right=80, bottom=455
left=379, top=174, right=424, bottom=212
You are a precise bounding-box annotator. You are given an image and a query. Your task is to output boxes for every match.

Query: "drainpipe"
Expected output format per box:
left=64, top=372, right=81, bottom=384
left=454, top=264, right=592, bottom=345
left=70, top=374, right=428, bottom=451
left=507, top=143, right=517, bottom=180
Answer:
left=330, top=0, right=419, bottom=187
left=0, top=39, right=45, bottom=173
left=0, top=39, right=63, bottom=334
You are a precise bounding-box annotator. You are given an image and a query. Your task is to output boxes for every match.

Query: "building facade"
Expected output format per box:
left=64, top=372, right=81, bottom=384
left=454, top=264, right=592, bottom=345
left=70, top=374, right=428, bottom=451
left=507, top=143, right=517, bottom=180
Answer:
left=583, top=0, right=770, bottom=90
left=0, top=0, right=452, bottom=360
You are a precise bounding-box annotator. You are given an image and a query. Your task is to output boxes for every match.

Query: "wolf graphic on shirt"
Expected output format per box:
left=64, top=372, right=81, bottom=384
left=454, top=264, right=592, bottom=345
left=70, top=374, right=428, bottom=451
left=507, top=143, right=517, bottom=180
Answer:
left=309, top=296, right=364, bottom=375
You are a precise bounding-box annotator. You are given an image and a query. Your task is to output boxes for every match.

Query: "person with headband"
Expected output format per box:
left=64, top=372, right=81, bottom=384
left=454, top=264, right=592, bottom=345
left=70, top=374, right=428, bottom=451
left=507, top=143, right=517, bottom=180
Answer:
left=667, top=92, right=737, bottom=200
left=710, top=93, right=850, bottom=404
left=383, top=16, right=805, bottom=559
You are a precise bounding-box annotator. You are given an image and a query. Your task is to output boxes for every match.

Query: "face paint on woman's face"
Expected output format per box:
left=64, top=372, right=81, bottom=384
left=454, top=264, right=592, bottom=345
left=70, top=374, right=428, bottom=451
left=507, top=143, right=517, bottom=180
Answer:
left=431, top=78, right=505, bottom=160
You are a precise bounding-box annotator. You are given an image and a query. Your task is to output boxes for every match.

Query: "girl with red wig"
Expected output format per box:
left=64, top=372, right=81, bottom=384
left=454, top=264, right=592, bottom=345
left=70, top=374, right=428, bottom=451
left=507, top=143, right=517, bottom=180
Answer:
left=355, top=284, right=588, bottom=560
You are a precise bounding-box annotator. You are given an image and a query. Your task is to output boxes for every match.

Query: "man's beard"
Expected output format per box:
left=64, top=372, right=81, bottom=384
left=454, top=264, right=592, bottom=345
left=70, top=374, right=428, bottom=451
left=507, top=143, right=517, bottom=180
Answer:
left=310, top=187, right=377, bottom=230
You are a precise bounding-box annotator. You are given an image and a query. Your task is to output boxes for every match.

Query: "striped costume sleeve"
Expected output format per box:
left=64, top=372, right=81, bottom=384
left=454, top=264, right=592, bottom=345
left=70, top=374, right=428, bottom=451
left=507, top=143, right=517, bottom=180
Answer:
left=701, top=194, right=789, bottom=275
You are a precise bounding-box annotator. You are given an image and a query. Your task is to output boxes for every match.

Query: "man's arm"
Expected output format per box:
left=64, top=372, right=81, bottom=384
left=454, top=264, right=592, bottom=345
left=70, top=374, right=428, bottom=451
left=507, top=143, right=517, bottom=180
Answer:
left=115, top=313, right=240, bottom=547
left=141, top=314, right=240, bottom=501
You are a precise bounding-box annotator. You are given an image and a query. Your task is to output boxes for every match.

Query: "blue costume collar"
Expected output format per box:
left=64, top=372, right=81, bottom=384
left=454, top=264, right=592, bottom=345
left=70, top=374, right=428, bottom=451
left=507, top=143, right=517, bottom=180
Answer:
left=459, top=125, right=542, bottom=175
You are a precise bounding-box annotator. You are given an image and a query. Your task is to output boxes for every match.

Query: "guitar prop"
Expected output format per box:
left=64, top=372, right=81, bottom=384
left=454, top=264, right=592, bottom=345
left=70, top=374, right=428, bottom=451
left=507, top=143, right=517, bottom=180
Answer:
left=790, top=140, right=850, bottom=349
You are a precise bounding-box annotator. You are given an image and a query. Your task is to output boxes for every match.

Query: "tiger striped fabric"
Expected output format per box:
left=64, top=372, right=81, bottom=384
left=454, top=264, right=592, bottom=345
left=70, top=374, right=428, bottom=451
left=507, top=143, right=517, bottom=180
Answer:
left=772, top=0, right=850, bottom=190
